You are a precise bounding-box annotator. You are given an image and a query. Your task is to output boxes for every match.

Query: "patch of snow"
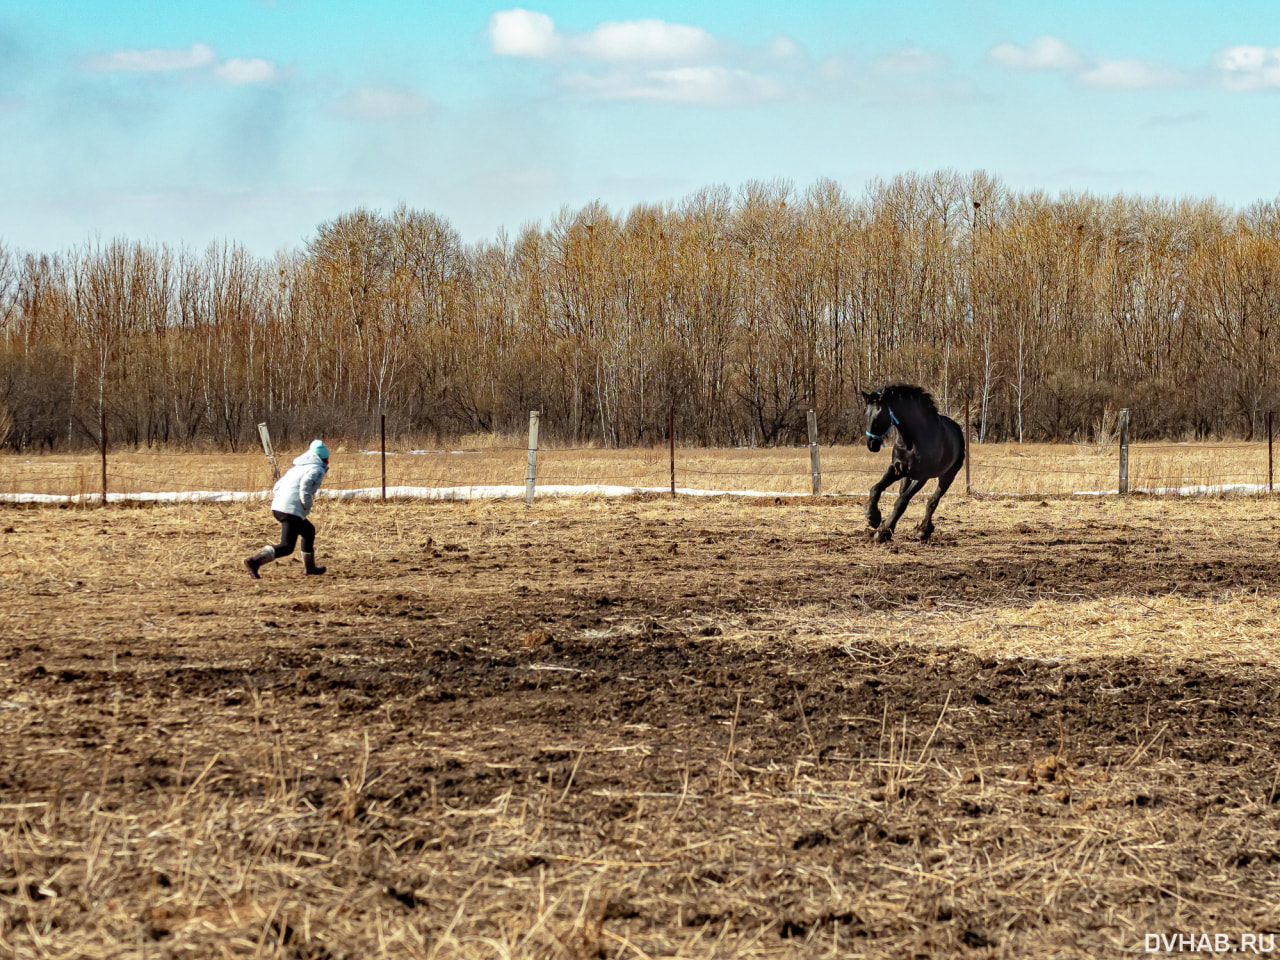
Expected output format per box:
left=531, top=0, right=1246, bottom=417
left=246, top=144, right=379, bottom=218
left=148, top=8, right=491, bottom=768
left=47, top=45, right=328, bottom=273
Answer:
left=359, top=449, right=476, bottom=456
left=3, top=480, right=1268, bottom=506
left=0, top=484, right=803, bottom=505
left=1074, top=483, right=1268, bottom=497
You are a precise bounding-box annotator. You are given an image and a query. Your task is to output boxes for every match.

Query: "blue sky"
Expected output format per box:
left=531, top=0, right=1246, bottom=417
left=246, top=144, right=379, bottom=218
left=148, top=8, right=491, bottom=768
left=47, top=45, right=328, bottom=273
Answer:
left=1, top=1, right=1278, bottom=255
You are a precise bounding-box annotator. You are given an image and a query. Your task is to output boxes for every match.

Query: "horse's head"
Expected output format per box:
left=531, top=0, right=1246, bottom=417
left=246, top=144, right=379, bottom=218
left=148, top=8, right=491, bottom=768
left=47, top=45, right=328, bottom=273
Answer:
left=861, top=389, right=897, bottom=453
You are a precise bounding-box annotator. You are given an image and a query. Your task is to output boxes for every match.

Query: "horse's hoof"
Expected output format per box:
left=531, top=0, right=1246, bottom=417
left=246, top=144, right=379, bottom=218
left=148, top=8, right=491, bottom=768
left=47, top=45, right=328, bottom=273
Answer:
left=915, top=523, right=934, bottom=542
left=874, top=526, right=893, bottom=544
left=866, top=510, right=882, bottom=529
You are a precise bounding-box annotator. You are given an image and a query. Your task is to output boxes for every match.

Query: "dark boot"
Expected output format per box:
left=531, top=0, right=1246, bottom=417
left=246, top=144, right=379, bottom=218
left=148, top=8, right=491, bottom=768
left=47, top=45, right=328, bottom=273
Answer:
left=244, top=546, right=276, bottom=579
left=302, top=552, right=326, bottom=576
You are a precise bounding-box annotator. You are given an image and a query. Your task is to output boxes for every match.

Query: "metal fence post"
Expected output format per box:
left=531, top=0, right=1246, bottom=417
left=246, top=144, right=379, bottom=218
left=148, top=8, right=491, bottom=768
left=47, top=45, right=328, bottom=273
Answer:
left=964, top=395, right=971, bottom=495
left=669, top=405, right=676, bottom=497
left=1269, top=410, right=1274, bottom=494
left=380, top=413, right=387, bottom=502
left=807, top=409, right=822, bottom=496
left=525, top=411, right=539, bottom=505
left=1118, top=408, right=1130, bottom=496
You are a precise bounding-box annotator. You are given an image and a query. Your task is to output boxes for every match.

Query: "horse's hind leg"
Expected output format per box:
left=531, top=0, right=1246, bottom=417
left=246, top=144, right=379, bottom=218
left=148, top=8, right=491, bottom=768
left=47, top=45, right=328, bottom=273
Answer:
left=914, top=466, right=960, bottom=542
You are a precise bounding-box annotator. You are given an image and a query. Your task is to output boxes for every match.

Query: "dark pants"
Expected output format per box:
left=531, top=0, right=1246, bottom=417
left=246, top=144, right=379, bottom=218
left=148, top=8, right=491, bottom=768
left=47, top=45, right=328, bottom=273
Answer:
left=271, top=510, right=315, bottom=557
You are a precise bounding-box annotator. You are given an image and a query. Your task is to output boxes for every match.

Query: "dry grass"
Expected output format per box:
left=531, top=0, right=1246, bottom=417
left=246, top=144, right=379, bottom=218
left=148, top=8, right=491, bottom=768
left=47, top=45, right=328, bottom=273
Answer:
left=4, top=495, right=1280, bottom=957
left=792, top=591, right=1280, bottom=665
left=0, top=439, right=1276, bottom=500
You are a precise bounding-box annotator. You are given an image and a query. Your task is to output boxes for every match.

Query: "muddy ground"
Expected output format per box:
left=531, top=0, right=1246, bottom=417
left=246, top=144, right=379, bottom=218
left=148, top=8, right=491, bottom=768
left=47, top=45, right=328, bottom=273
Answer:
left=3, top=493, right=1280, bottom=958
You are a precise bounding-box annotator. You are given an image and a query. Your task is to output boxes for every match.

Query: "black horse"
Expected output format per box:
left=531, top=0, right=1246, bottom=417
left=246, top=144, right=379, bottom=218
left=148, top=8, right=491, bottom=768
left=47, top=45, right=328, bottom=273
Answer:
left=861, top=384, right=965, bottom=543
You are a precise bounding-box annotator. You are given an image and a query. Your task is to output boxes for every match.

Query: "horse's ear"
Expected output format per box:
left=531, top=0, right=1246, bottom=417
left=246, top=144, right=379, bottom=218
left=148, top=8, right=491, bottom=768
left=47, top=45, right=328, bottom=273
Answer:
left=862, top=390, right=880, bottom=404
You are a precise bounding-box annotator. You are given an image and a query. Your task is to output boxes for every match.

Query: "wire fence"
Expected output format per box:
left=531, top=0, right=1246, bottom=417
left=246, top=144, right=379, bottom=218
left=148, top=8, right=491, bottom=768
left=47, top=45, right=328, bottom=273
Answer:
left=0, top=408, right=1276, bottom=505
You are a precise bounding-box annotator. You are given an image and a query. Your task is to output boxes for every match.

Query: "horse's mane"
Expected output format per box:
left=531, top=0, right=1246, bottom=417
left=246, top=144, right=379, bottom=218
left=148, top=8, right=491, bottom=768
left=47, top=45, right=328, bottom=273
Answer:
left=881, top=382, right=938, bottom=416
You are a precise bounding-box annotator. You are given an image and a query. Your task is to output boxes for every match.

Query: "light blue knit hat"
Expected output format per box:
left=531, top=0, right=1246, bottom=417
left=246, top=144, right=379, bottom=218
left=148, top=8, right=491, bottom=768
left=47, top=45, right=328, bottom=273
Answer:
left=310, top=439, right=330, bottom=460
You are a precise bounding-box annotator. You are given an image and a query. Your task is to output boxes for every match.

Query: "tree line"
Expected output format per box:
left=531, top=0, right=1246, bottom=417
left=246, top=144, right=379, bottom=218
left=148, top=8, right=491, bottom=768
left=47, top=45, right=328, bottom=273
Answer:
left=2, top=169, right=1279, bottom=451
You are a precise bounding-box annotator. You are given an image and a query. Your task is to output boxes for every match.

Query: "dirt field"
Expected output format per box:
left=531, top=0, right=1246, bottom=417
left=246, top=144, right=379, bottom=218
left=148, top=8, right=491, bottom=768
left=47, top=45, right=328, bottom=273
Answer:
left=4, top=491, right=1280, bottom=958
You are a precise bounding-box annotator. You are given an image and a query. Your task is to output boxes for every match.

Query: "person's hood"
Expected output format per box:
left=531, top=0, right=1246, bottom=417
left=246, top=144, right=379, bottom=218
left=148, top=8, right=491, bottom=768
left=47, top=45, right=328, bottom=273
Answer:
left=292, top=449, right=328, bottom=471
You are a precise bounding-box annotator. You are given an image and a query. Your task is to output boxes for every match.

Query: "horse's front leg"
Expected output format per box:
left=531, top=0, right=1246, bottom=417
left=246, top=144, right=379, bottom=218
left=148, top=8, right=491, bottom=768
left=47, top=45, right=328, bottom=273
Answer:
left=866, top=464, right=903, bottom=530
left=876, top=477, right=926, bottom=542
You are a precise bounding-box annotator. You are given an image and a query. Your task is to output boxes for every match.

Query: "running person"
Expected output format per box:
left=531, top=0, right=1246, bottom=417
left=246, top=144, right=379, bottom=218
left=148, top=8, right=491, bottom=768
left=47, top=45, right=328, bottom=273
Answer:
left=244, top=439, right=330, bottom=578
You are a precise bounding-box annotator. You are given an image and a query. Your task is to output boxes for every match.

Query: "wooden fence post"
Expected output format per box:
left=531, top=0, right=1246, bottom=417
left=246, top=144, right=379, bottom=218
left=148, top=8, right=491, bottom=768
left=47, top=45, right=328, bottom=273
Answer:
left=807, top=409, right=822, bottom=496
left=1118, top=408, right=1130, bottom=497
left=525, top=411, right=539, bottom=505
left=964, top=396, right=971, bottom=496
left=100, top=408, right=107, bottom=507
left=669, top=405, right=676, bottom=498
left=380, top=413, right=386, bottom=502
left=1268, top=410, right=1274, bottom=494
left=257, top=422, right=280, bottom=481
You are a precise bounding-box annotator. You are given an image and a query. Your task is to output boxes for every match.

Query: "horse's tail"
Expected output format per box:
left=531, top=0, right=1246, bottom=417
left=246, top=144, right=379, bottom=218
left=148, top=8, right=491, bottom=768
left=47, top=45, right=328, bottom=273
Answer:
left=945, top=415, right=967, bottom=469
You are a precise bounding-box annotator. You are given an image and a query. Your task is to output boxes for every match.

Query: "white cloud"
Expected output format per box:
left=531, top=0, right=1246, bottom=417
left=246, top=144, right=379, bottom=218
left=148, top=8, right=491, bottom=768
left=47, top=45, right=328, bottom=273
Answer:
left=990, top=35, right=1193, bottom=91
left=86, top=42, right=217, bottom=73
left=877, top=47, right=948, bottom=75
left=989, top=36, right=1082, bottom=71
left=488, top=9, right=962, bottom=106
left=764, top=36, right=802, bottom=60
left=577, top=20, right=715, bottom=61
left=489, top=9, right=792, bottom=105
left=330, top=87, right=433, bottom=121
left=1077, top=58, right=1187, bottom=89
left=83, top=43, right=277, bottom=84
left=214, top=58, right=278, bottom=85
left=1215, top=45, right=1269, bottom=72
left=489, top=9, right=715, bottom=62
left=561, top=66, right=783, bottom=104
left=488, top=9, right=557, bottom=58
left=1214, top=45, right=1280, bottom=90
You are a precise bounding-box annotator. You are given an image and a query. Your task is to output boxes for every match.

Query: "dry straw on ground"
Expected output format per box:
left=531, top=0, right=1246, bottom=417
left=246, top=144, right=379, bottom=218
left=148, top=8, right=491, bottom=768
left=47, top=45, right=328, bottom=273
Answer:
left=3, top=487, right=1280, bottom=958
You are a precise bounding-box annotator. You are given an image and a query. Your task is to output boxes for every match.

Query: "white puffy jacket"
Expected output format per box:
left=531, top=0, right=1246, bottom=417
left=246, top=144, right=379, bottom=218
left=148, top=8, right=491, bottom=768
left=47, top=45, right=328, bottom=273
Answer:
left=271, top=449, right=329, bottom=518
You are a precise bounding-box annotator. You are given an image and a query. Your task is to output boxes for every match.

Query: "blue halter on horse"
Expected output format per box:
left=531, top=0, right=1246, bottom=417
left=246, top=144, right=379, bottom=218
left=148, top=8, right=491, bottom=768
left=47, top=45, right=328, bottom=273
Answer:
left=861, top=384, right=965, bottom=543
left=865, top=406, right=899, bottom=443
